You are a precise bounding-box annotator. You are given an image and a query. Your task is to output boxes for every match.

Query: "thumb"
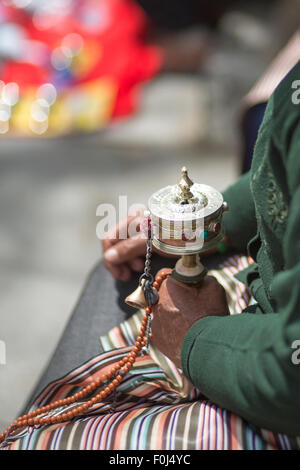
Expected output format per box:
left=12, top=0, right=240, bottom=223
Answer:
left=103, top=234, right=146, bottom=265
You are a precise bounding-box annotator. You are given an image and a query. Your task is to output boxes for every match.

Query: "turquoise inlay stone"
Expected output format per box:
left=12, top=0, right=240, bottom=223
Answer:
left=201, top=230, right=209, bottom=239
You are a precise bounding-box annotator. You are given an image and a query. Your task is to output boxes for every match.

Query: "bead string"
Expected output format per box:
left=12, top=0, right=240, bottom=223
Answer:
left=0, top=271, right=168, bottom=448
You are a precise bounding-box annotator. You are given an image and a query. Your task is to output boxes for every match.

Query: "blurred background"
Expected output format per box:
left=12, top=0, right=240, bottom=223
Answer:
left=0, top=0, right=299, bottom=430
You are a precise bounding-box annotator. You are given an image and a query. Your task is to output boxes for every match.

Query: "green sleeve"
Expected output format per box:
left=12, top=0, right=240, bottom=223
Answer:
left=181, top=124, right=300, bottom=436
left=222, top=172, right=257, bottom=252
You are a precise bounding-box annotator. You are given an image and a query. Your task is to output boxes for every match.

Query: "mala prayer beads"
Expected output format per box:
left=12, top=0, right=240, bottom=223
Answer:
left=0, top=271, right=168, bottom=447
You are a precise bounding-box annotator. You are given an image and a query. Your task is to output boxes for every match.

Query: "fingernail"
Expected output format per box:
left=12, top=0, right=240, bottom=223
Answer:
left=104, top=248, right=119, bottom=263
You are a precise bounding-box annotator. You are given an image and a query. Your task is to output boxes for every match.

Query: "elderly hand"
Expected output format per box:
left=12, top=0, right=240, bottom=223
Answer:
left=151, top=269, right=229, bottom=368
left=102, top=212, right=147, bottom=282
left=102, top=212, right=179, bottom=282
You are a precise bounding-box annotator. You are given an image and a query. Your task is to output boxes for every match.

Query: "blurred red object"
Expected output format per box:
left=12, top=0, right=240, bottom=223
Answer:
left=0, top=0, right=163, bottom=136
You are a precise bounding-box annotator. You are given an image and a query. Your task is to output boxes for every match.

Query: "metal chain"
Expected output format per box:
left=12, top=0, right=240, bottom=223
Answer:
left=141, top=312, right=153, bottom=355
left=143, top=237, right=153, bottom=281
left=140, top=211, right=158, bottom=355
left=139, top=211, right=153, bottom=284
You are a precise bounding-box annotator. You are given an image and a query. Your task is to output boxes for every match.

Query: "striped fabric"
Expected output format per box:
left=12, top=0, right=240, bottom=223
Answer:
left=2, top=255, right=300, bottom=450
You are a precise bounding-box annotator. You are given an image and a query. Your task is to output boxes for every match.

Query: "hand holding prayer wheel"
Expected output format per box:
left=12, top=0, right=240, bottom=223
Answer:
left=124, top=167, right=230, bottom=364
left=151, top=268, right=229, bottom=368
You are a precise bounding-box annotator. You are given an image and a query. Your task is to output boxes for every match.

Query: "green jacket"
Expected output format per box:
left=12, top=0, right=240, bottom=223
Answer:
left=181, top=61, right=300, bottom=436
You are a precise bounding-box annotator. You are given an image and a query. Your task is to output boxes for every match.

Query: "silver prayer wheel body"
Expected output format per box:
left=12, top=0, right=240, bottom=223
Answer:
left=148, top=167, right=228, bottom=257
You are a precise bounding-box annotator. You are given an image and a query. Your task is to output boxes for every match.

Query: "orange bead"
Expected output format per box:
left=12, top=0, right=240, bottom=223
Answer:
left=145, top=307, right=152, bottom=314
left=155, top=276, right=163, bottom=283
left=153, top=281, right=159, bottom=289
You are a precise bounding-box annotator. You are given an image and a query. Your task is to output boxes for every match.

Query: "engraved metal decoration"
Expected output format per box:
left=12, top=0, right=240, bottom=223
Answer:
left=148, top=166, right=228, bottom=284
left=148, top=167, right=227, bottom=257
left=125, top=167, right=229, bottom=305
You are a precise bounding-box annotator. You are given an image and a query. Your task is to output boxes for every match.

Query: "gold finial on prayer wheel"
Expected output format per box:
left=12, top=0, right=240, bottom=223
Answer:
left=177, top=166, right=194, bottom=203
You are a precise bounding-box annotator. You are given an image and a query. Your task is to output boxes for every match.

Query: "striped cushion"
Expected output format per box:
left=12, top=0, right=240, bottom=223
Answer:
left=3, top=255, right=300, bottom=450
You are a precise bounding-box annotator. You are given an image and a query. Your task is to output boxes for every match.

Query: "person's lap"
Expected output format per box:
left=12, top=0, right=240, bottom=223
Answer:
left=26, top=251, right=234, bottom=410
left=10, top=250, right=299, bottom=450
